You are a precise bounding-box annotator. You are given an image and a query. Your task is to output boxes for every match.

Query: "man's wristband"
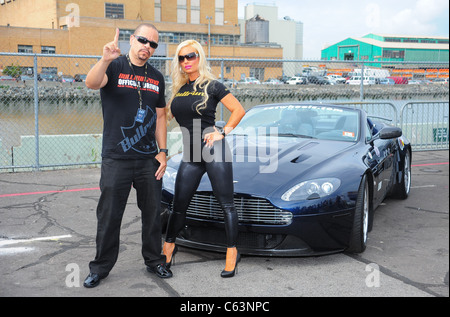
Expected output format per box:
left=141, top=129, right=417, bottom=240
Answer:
left=159, top=148, right=168, bottom=156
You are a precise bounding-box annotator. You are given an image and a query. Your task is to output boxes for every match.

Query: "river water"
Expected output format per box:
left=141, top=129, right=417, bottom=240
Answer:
left=0, top=95, right=448, bottom=151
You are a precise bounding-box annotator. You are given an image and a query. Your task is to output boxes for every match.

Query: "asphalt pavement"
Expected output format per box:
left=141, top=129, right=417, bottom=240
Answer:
left=0, top=150, right=448, bottom=300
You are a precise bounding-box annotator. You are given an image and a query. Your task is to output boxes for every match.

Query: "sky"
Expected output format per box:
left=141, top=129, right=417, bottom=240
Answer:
left=238, top=0, right=450, bottom=58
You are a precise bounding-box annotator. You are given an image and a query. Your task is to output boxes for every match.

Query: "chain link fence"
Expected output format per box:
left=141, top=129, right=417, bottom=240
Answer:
left=0, top=52, right=448, bottom=172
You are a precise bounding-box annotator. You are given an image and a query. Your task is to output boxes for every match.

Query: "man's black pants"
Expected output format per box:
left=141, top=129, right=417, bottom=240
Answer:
left=89, top=157, right=164, bottom=276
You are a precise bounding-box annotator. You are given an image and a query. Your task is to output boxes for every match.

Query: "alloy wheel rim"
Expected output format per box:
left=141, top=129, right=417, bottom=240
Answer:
left=363, top=185, right=369, bottom=244
left=404, top=153, right=411, bottom=194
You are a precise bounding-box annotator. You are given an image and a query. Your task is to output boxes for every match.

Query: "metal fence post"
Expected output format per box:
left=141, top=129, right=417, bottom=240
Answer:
left=360, top=62, right=365, bottom=101
left=33, top=54, right=40, bottom=171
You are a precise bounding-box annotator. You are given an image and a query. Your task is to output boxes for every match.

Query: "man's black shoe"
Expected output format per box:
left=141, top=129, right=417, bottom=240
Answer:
left=83, top=273, right=108, bottom=288
left=146, top=264, right=173, bottom=278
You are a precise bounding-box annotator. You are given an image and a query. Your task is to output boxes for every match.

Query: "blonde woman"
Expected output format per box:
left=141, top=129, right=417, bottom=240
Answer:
left=163, top=40, right=245, bottom=278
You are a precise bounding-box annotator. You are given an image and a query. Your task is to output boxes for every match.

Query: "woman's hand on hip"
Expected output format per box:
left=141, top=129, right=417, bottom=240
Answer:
left=204, top=129, right=224, bottom=148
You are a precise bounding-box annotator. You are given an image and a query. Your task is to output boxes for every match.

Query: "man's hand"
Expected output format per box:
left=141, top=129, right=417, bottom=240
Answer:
left=102, top=28, right=121, bottom=62
left=154, top=152, right=167, bottom=181
left=85, top=28, right=122, bottom=90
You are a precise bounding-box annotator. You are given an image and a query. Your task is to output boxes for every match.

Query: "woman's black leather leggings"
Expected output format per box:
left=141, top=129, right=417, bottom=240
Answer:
left=165, top=140, right=238, bottom=247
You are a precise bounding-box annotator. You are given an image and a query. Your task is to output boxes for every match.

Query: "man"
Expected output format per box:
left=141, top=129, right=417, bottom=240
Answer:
left=83, top=24, right=171, bottom=288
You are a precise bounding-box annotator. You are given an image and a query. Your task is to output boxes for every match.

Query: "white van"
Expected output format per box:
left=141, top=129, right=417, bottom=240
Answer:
left=346, top=76, right=376, bottom=85
left=286, top=76, right=307, bottom=85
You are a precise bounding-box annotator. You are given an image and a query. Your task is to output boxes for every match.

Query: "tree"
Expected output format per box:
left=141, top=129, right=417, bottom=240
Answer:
left=3, top=64, right=22, bottom=78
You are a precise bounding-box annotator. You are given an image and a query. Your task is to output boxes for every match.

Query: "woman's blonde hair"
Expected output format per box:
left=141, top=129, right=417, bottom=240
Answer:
left=167, top=40, right=216, bottom=116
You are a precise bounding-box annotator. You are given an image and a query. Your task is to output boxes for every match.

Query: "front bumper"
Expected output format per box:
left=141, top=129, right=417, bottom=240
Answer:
left=161, top=199, right=354, bottom=256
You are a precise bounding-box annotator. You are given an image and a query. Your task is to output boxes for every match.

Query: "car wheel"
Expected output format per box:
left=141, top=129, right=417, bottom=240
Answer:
left=392, top=150, right=411, bottom=199
left=347, top=175, right=369, bottom=254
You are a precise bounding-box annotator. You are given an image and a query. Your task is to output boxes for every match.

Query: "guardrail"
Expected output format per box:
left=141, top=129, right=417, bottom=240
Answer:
left=400, top=102, right=449, bottom=151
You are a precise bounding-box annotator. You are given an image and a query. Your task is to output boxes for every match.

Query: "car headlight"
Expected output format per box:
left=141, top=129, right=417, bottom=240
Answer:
left=281, top=178, right=341, bottom=201
left=162, top=166, right=178, bottom=192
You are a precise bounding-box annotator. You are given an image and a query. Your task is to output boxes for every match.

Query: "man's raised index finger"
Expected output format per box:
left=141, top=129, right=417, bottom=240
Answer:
left=114, top=28, right=120, bottom=45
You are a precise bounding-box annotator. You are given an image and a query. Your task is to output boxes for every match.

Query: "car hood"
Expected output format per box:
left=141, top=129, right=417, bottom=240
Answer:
left=193, top=135, right=357, bottom=197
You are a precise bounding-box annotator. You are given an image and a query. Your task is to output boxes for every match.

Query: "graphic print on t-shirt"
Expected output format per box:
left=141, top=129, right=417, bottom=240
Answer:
left=118, top=105, right=157, bottom=154
left=117, top=73, right=160, bottom=93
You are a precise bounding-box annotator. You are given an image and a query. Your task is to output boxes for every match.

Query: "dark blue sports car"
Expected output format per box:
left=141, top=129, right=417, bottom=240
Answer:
left=161, top=103, right=411, bottom=256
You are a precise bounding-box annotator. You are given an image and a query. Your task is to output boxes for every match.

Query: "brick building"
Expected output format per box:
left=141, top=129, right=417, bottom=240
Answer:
left=0, top=0, right=283, bottom=80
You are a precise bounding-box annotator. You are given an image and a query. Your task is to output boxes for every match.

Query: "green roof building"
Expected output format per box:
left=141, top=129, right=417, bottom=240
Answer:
left=321, top=34, right=449, bottom=64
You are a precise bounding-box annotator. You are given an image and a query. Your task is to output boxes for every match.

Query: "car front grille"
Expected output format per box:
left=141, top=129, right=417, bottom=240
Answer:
left=186, top=193, right=293, bottom=225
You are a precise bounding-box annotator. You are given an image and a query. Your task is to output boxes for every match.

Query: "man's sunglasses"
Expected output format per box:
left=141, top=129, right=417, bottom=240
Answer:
left=134, top=35, right=158, bottom=49
left=178, top=52, right=199, bottom=63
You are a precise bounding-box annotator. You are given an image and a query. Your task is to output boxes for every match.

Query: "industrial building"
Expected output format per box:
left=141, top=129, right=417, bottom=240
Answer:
left=321, top=33, right=449, bottom=63
left=239, top=3, right=304, bottom=77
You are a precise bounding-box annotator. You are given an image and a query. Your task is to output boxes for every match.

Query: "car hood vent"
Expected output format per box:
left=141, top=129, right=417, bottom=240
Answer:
left=291, top=154, right=311, bottom=163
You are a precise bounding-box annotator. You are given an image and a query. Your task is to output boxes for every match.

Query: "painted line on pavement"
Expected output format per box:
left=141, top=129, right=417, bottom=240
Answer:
left=0, top=235, right=73, bottom=247
left=0, top=187, right=99, bottom=198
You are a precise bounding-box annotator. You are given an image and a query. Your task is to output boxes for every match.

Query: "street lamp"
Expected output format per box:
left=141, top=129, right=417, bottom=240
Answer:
left=206, top=16, right=212, bottom=58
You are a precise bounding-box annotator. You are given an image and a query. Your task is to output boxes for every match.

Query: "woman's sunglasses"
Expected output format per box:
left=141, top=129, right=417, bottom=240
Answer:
left=178, top=52, right=199, bottom=63
left=134, top=35, right=159, bottom=49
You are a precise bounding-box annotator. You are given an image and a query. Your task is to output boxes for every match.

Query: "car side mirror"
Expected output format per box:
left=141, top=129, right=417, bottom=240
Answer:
left=369, top=126, right=402, bottom=148
left=379, top=127, right=402, bottom=139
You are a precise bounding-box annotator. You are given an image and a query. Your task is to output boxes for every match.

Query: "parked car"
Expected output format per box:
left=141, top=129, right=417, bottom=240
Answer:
left=325, top=75, right=346, bottom=84
left=0, top=75, right=15, bottom=81
left=38, top=73, right=57, bottom=81
left=58, top=75, right=75, bottom=83
left=263, top=78, right=283, bottom=85
left=74, top=74, right=87, bottom=82
left=278, top=76, right=291, bottom=83
left=308, top=76, right=330, bottom=85
left=239, top=77, right=260, bottom=84
left=161, top=103, right=411, bottom=256
left=388, top=76, right=408, bottom=84
left=18, top=75, right=34, bottom=82
left=286, top=76, right=307, bottom=85
left=222, top=78, right=238, bottom=88
left=433, top=78, right=449, bottom=84
left=379, top=78, right=396, bottom=85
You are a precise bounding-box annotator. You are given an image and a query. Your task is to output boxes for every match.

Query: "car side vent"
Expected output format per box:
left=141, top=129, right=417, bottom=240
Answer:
left=291, top=154, right=311, bottom=163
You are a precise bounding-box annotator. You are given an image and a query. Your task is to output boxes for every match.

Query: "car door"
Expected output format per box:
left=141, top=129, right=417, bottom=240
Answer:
left=364, top=121, right=395, bottom=205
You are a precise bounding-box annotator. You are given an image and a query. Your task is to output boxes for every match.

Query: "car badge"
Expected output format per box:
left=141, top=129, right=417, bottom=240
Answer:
left=398, top=137, right=405, bottom=150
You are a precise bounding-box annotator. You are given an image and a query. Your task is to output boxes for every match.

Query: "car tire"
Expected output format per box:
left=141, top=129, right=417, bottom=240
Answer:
left=347, top=175, right=369, bottom=254
left=391, top=150, right=411, bottom=200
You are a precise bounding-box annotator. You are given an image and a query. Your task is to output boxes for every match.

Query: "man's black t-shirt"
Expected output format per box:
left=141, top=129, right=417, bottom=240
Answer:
left=170, top=80, right=230, bottom=161
left=100, top=55, right=165, bottom=159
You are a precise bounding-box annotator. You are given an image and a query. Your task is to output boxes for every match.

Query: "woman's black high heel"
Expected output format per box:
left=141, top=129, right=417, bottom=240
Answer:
left=221, top=251, right=241, bottom=278
left=164, top=245, right=178, bottom=269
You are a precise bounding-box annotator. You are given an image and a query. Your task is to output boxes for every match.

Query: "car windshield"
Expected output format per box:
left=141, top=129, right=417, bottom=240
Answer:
left=231, top=104, right=360, bottom=142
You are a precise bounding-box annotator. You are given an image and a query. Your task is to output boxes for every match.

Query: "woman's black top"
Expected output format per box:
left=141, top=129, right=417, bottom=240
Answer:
left=171, top=80, right=230, bottom=161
